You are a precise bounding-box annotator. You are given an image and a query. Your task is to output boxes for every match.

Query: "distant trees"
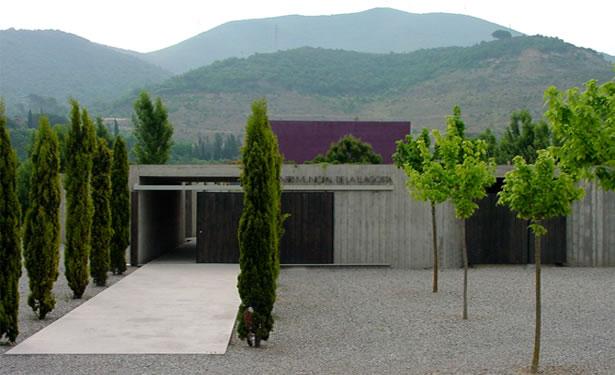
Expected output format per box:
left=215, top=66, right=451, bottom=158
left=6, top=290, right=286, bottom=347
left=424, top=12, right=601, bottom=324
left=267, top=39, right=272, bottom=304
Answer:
left=110, top=136, right=129, bottom=275
left=492, top=30, right=512, bottom=40
left=188, top=133, right=241, bottom=161
left=394, top=128, right=448, bottom=293
left=498, top=150, right=583, bottom=373
left=90, top=139, right=113, bottom=286
left=0, top=100, right=22, bottom=343
left=95, top=117, right=114, bottom=147
left=237, top=99, right=283, bottom=347
left=23, top=117, right=61, bottom=320
left=498, top=110, right=550, bottom=164
left=310, top=135, right=382, bottom=164
left=133, top=91, right=173, bottom=164
left=64, top=100, right=96, bottom=299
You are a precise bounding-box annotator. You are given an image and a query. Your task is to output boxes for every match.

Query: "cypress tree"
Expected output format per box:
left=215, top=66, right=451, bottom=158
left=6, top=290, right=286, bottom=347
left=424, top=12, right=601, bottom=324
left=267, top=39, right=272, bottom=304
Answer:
left=64, top=100, right=96, bottom=299
left=237, top=99, right=283, bottom=347
left=110, top=136, right=129, bottom=275
left=90, top=138, right=113, bottom=286
left=0, top=100, right=22, bottom=342
left=23, top=116, right=61, bottom=320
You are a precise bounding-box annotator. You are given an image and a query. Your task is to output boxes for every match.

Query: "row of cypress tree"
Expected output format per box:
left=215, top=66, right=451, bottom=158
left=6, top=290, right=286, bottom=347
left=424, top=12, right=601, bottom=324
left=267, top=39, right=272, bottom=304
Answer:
left=0, top=99, right=130, bottom=343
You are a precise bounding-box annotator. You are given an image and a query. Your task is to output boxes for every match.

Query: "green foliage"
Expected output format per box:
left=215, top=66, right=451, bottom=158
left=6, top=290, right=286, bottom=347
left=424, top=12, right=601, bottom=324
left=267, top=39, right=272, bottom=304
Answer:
left=171, top=133, right=241, bottom=163
left=498, top=110, right=551, bottom=164
left=237, top=99, right=283, bottom=345
left=9, top=128, right=35, bottom=161
left=133, top=91, right=174, bottom=164
left=23, top=116, right=61, bottom=320
left=498, top=150, right=584, bottom=235
left=53, top=124, right=69, bottom=172
left=64, top=100, right=96, bottom=299
left=0, top=100, right=22, bottom=342
left=95, top=117, right=114, bottom=147
left=16, top=159, right=33, bottom=223
left=475, top=128, right=497, bottom=159
left=492, top=30, right=512, bottom=40
left=545, top=78, right=615, bottom=190
left=393, top=128, right=431, bottom=171
left=436, top=107, right=495, bottom=219
left=110, top=136, right=129, bottom=275
left=310, top=135, right=382, bottom=164
left=90, top=139, right=113, bottom=286
left=437, top=133, right=496, bottom=220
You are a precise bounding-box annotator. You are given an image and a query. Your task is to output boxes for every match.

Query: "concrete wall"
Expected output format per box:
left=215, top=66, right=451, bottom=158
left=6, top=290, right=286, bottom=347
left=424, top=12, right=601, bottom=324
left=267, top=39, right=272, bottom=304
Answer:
left=137, top=190, right=185, bottom=264
left=567, top=182, right=615, bottom=266
left=281, top=165, right=463, bottom=268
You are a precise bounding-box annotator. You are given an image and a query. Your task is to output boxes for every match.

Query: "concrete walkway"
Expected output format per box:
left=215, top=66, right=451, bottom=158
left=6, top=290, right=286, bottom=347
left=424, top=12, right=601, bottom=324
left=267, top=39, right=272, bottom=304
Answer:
left=7, top=243, right=240, bottom=354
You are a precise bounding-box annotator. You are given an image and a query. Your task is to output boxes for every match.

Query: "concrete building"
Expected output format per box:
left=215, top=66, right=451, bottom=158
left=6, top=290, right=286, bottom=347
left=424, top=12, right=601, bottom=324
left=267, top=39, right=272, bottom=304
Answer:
left=129, top=164, right=615, bottom=268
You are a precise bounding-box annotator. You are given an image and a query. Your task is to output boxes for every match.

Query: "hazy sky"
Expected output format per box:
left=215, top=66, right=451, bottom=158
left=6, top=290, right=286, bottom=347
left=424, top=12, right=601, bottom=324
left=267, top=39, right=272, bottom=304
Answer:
left=1, top=0, right=614, bottom=55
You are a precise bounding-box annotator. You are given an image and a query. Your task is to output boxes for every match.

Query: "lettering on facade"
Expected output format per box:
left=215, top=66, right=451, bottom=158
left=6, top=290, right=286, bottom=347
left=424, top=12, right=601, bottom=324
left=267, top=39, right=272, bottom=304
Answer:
left=281, top=175, right=393, bottom=185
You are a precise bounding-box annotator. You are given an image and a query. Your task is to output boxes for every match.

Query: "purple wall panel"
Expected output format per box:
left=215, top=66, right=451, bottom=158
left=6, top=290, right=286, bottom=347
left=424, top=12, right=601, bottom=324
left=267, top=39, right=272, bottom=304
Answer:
left=270, top=120, right=411, bottom=164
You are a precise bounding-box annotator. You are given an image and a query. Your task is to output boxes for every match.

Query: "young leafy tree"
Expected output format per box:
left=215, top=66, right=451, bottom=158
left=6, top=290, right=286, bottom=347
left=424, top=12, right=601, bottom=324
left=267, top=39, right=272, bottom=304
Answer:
left=545, top=79, right=615, bottom=190
left=133, top=91, right=173, bottom=164
left=394, top=128, right=448, bottom=292
left=436, top=112, right=495, bottom=319
left=498, top=150, right=583, bottom=373
left=110, top=136, right=129, bottom=275
left=23, top=117, right=61, bottom=319
left=310, top=134, right=382, bottom=164
left=90, top=139, right=113, bottom=286
left=65, top=100, right=96, bottom=299
left=0, top=100, right=22, bottom=342
left=237, top=99, right=283, bottom=347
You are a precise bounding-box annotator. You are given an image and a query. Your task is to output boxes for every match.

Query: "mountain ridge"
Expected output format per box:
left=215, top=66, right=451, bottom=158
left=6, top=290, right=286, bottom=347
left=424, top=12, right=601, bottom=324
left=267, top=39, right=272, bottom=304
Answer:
left=141, top=7, right=522, bottom=73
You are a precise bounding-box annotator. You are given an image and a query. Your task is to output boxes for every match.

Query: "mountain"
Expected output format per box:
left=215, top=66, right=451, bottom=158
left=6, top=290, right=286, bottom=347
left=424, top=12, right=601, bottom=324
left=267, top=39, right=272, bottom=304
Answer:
left=0, top=29, right=171, bottom=113
left=111, top=36, right=612, bottom=140
left=142, top=8, right=521, bottom=74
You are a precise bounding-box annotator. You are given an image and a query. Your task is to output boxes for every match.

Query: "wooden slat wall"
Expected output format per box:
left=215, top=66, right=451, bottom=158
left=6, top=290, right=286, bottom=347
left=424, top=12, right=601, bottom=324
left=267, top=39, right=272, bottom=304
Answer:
left=568, top=182, right=615, bottom=266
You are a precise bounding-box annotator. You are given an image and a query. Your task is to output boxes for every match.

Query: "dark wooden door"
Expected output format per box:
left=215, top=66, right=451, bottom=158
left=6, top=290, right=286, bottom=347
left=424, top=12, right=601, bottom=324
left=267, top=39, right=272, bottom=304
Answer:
left=280, top=192, right=334, bottom=264
left=196, top=191, right=334, bottom=264
left=467, top=193, right=529, bottom=264
left=196, top=192, right=243, bottom=263
left=467, top=180, right=566, bottom=265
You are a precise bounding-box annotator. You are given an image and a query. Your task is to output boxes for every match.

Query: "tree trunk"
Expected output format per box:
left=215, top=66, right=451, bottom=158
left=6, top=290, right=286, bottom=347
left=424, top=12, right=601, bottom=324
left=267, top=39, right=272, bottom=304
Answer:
left=431, top=202, right=438, bottom=293
left=531, top=221, right=542, bottom=373
left=462, top=219, right=469, bottom=320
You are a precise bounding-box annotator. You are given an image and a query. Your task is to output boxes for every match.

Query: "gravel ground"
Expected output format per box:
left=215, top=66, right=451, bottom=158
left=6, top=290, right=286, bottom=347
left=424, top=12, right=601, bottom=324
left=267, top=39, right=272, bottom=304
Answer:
left=1, top=265, right=614, bottom=374
left=0, top=246, right=135, bottom=354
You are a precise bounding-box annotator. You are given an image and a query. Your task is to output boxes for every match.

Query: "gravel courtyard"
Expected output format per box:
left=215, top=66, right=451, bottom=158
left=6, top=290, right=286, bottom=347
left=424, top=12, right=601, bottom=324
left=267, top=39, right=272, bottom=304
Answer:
left=2, top=266, right=614, bottom=374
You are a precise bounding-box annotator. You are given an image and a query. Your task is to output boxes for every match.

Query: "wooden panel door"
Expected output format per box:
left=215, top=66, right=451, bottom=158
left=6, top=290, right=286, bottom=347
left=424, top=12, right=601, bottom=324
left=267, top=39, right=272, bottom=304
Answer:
left=196, top=191, right=334, bottom=264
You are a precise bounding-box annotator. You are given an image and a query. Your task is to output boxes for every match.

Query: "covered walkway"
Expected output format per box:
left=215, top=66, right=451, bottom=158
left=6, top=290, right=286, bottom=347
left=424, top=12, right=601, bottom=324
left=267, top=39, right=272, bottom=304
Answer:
left=7, top=241, right=240, bottom=354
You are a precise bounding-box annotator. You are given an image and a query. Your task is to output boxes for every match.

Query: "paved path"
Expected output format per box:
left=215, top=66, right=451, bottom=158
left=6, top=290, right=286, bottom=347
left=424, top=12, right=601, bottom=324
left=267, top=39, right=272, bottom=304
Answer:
left=7, top=248, right=240, bottom=354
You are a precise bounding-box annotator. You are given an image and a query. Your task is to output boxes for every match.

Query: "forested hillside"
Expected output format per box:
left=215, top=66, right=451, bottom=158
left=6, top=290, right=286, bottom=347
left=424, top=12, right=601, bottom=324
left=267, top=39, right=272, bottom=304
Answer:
left=113, top=36, right=612, bottom=139
left=0, top=29, right=171, bottom=113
